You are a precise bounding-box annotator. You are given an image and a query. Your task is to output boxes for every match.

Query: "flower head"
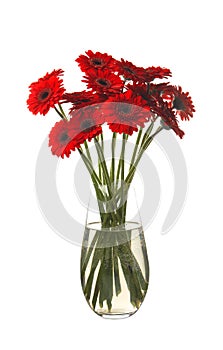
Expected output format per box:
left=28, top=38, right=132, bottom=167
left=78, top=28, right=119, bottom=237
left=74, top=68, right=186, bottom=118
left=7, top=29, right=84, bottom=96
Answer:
left=48, top=119, right=80, bottom=158
left=128, top=82, right=158, bottom=109
left=27, top=69, right=65, bottom=115
left=145, top=66, right=172, bottom=82
left=152, top=97, right=185, bottom=138
left=82, top=70, right=123, bottom=94
left=69, top=106, right=103, bottom=143
left=115, top=59, right=148, bottom=82
left=155, top=85, right=195, bottom=120
left=103, top=90, right=151, bottom=135
left=48, top=104, right=103, bottom=158
left=171, top=86, right=195, bottom=120
left=76, top=50, right=116, bottom=72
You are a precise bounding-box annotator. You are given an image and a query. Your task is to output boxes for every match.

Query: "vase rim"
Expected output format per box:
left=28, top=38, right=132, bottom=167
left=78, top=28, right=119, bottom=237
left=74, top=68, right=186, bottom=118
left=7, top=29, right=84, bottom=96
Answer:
left=85, top=221, right=142, bottom=232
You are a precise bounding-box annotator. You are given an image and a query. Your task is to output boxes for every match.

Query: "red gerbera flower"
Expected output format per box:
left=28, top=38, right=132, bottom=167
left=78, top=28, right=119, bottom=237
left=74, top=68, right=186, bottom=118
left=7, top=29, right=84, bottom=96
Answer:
left=49, top=106, right=103, bottom=158
left=146, top=83, right=173, bottom=107
left=103, top=90, right=151, bottom=135
left=145, top=66, right=172, bottom=82
left=151, top=97, right=185, bottom=139
left=128, top=83, right=185, bottom=138
left=161, top=110, right=185, bottom=139
left=171, top=86, right=195, bottom=121
left=48, top=119, right=80, bottom=158
left=149, top=82, right=170, bottom=95
left=115, top=59, right=148, bottom=82
left=82, top=70, right=123, bottom=94
left=128, top=82, right=158, bottom=110
left=155, top=85, right=195, bottom=120
left=27, top=69, right=65, bottom=116
left=75, top=50, right=116, bottom=72
left=69, top=107, right=103, bottom=143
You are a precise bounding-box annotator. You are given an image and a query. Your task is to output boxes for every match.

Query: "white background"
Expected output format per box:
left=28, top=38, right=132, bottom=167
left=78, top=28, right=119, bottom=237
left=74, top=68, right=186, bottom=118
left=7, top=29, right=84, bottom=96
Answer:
left=1, top=0, right=223, bottom=349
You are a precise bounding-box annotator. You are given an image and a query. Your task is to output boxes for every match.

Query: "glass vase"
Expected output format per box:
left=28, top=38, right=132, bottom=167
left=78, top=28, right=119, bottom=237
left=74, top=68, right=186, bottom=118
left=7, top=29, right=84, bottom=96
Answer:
left=80, top=221, right=149, bottom=319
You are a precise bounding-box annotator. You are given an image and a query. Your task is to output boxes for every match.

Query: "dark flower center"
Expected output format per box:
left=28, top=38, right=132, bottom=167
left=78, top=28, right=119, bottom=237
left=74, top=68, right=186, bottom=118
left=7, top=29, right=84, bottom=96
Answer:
left=60, top=132, right=69, bottom=143
left=76, top=98, right=91, bottom=105
left=173, top=96, right=185, bottom=110
left=81, top=118, right=95, bottom=131
left=118, top=103, right=132, bottom=114
left=124, top=66, right=134, bottom=74
left=120, top=114, right=135, bottom=122
left=91, top=58, right=103, bottom=66
left=38, top=88, right=51, bottom=101
left=80, top=98, right=91, bottom=102
left=97, top=78, right=110, bottom=87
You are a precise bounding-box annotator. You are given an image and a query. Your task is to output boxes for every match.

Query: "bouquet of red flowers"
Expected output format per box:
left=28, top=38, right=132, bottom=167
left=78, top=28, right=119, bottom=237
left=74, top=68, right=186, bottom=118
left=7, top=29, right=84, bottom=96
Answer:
left=27, top=50, right=195, bottom=318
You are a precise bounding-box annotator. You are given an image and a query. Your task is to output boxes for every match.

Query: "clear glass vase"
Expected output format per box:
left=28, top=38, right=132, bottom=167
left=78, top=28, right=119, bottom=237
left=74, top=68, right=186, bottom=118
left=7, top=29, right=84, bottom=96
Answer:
left=80, top=221, right=149, bottom=319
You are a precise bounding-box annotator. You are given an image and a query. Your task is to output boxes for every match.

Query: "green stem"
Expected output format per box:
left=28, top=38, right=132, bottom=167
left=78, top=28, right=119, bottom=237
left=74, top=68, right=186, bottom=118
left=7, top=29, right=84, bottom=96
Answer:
left=116, top=133, right=127, bottom=189
left=83, top=139, right=105, bottom=188
left=126, top=126, right=163, bottom=185
left=110, top=133, right=117, bottom=185
left=113, top=236, right=121, bottom=296
left=80, top=141, right=121, bottom=228
left=78, top=148, right=108, bottom=224
left=94, top=139, right=122, bottom=227
left=98, top=160, right=102, bottom=182
left=121, top=134, right=127, bottom=223
left=113, top=126, right=164, bottom=205
left=121, top=134, right=127, bottom=182
left=129, top=127, right=143, bottom=171
left=54, top=106, right=67, bottom=121
left=81, top=231, right=101, bottom=275
left=100, top=133, right=104, bottom=152
left=138, top=121, right=154, bottom=155
left=78, top=148, right=102, bottom=187
left=58, top=103, right=68, bottom=121
left=94, top=138, right=113, bottom=199
left=149, top=126, right=163, bottom=139
left=84, top=140, right=92, bottom=163
left=100, top=134, right=105, bottom=184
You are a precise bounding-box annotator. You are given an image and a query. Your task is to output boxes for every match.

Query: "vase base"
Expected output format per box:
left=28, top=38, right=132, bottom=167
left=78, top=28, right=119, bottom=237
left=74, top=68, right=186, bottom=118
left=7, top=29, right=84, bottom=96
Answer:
left=96, top=310, right=136, bottom=320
